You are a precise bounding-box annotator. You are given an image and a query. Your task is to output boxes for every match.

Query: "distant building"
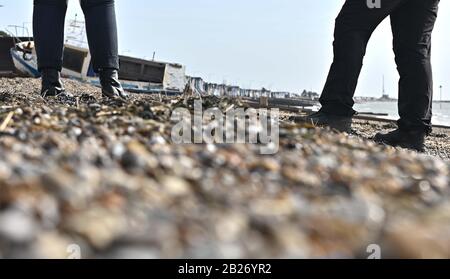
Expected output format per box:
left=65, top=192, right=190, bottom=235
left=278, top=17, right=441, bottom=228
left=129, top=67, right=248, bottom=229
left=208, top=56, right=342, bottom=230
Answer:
left=227, top=86, right=241, bottom=97
left=301, top=90, right=319, bottom=100
left=272, top=91, right=290, bottom=99
left=188, top=77, right=206, bottom=94
left=259, top=87, right=270, bottom=98
left=380, top=94, right=390, bottom=100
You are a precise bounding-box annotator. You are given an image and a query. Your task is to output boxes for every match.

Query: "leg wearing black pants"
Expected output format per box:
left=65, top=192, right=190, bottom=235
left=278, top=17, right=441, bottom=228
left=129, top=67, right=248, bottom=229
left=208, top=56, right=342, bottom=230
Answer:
left=33, top=0, right=68, bottom=71
left=320, top=0, right=439, bottom=133
left=391, top=0, right=439, bottom=133
left=80, top=0, right=119, bottom=71
left=33, top=0, right=119, bottom=72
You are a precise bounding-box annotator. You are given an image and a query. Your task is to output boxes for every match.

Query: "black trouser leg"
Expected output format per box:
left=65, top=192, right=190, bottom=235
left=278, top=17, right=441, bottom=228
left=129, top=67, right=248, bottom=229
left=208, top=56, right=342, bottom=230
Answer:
left=391, top=0, right=439, bottom=134
left=80, top=0, right=119, bottom=72
left=320, top=0, right=406, bottom=116
left=33, top=0, right=68, bottom=71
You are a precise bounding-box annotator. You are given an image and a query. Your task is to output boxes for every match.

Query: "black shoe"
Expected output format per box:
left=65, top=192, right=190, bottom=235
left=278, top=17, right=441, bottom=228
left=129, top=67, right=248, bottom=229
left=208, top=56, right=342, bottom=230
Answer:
left=374, top=128, right=426, bottom=152
left=292, top=111, right=353, bottom=133
left=40, top=69, right=65, bottom=97
left=99, top=68, right=129, bottom=100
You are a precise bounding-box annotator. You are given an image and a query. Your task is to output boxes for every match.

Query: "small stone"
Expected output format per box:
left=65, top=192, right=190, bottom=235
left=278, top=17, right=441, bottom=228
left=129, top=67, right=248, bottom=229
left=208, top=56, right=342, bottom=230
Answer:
left=0, top=208, right=38, bottom=243
left=63, top=208, right=127, bottom=250
left=159, top=175, right=191, bottom=197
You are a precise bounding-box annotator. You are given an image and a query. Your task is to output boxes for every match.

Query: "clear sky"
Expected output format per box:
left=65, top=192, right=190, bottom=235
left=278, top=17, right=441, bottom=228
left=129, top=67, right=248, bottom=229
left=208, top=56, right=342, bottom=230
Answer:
left=1, top=0, right=449, bottom=99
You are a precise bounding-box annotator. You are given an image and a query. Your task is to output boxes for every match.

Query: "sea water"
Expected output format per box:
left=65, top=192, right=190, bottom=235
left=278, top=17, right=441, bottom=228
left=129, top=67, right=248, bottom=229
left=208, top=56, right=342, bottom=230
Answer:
left=354, top=101, right=450, bottom=126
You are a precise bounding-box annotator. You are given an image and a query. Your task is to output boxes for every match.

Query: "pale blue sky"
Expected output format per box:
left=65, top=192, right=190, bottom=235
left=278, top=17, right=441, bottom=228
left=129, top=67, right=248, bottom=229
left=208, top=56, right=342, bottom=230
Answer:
left=1, top=0, right=449, bottom=99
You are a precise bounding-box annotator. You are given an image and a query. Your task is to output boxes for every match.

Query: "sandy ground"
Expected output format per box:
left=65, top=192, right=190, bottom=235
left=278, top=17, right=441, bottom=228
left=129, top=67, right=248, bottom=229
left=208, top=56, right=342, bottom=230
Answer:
left=0, top=77, right=449, bottom=259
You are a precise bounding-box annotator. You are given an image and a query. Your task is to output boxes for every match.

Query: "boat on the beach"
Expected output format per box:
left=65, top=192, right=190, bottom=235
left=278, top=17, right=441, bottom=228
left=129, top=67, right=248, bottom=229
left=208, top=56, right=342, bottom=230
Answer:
left=10, top=41, right=40, bottom=78
left=9, top=40, right=187, bottom=94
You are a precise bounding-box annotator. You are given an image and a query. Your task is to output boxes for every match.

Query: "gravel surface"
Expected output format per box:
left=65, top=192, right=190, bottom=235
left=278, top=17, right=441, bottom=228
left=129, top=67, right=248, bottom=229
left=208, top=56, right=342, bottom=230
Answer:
left=0, top=77, right=449, bottom=259
left=352, top=119, right=450, bottom=161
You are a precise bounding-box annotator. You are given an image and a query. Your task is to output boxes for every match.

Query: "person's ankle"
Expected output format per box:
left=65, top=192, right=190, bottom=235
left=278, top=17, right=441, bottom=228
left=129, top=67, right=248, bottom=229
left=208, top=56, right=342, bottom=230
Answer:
left=98, top=68, right=128, bottom=100
left=40, top=68, right=65, bottom=97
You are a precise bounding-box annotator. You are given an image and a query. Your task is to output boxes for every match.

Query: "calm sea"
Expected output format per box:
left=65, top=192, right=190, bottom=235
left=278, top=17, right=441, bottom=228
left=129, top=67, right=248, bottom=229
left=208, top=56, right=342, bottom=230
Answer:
left=354, top=101, right=450, bottom=126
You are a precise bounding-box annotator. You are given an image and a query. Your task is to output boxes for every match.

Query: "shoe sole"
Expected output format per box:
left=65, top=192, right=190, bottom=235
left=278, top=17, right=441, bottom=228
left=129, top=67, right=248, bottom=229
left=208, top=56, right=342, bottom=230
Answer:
left=374, top=134, right=425, bottom=153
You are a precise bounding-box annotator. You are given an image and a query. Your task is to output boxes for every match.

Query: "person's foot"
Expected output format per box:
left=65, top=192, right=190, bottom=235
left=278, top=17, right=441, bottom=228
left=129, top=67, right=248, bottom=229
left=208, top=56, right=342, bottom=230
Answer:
left=99, top=68, right=129, bottom=100
left=292, top=111, right=353, bottom=133
left=40, top=69, right=65, bottom=97
left=373, top=128, right=426, bottom=152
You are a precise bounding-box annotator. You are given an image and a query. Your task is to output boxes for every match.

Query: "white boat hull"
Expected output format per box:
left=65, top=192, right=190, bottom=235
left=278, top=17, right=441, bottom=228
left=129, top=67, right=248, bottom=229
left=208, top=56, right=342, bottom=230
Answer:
left=10, top=47, right=40, bottom=78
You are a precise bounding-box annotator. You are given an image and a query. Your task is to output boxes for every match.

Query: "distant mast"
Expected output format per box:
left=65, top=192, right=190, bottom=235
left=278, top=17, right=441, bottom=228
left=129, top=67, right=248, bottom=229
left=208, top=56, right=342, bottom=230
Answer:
left=65, top=14, right=87, bottom=48
left=381, top=75, right=389, bottom=100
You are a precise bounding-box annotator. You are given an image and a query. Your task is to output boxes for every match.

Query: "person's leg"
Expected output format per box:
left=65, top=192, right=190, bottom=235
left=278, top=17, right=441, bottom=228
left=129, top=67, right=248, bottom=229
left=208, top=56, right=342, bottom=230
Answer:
left=319, top=0, right=406, bottom=116
left=391, top=0, right=439, bottom=134
left=374, top=0, right=440, bottom=152
left=33, top=0, right=68, bottom=71
left=80, top=0, right=126, bottom=99
left=33, top=0, right=68, bottom=96
left=80, top=0, right=119, bottom=71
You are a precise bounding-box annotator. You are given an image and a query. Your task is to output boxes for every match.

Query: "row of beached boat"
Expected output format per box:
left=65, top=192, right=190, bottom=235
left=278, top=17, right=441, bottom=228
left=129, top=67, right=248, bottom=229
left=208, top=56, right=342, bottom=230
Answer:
left=10, top=39, right=187, bottom=94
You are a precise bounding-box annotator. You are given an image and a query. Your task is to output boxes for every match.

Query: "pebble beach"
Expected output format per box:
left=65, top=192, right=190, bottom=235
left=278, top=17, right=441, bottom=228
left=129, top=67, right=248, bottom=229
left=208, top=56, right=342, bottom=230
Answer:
left=0, top=77, right=449, bottom=259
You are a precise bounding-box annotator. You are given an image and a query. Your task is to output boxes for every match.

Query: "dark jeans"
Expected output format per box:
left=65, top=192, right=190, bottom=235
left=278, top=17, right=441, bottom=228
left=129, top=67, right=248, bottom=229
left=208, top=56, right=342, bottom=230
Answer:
left=33, top=0, right=119, bottom=72
left=320, top=0, right=440, bottom=133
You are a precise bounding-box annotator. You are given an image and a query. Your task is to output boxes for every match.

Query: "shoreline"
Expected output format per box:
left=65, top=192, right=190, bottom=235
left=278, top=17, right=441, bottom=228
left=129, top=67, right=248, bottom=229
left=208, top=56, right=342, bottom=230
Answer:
left=355, top=99, right=450, bottom=103
left=353, top=114, right=450, bottom=130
